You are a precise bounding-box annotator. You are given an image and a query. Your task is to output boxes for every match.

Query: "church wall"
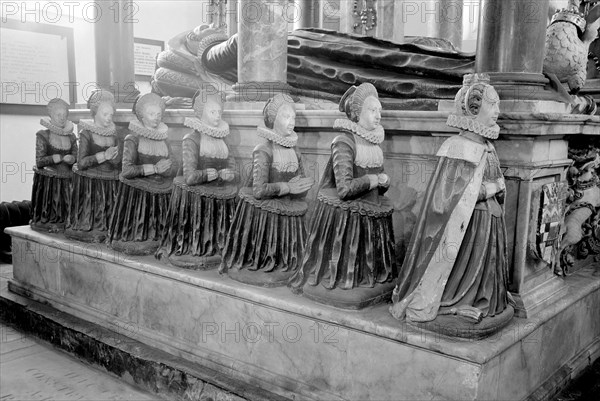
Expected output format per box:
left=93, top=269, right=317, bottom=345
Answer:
left=0, top=114, right=37, bottom=202
left=0, top=0, right=209, bottom=201
left=1, top=1, right=95, bottom=202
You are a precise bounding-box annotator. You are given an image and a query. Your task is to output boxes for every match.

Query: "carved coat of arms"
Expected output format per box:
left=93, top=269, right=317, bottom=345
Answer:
left=535, top=182, right=569, bottom=266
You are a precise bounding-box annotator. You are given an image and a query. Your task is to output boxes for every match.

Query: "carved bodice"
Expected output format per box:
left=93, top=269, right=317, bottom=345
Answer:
left=121, top=133, right=177, bottom=181
left=35, top=130, right=77, bottom=175
left=77, top=130, right=121, bottom=173
left=319, top=131, right=385, bottom=203
left=250, top=140, right=306, bottom=200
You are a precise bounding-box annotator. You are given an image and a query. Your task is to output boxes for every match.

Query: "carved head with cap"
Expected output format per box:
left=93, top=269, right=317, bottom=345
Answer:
left=263, top=93, right=296, bottom=137
left=47, top=98, right=70, bottom=128
left=339, top=83, right=382, bottom=131
left=88, top=90, right=116, bottom=128
left=133, top=93, right=166, bottom=130
left=193, top=89, right=224, bottom=128
left=447, top=73, right=501, bottom=139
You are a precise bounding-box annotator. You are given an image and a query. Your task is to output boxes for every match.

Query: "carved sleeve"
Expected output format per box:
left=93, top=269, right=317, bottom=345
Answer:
left=162, top=141, right=178, bottom=177
left=295, top=149, right=310, bottom=199
left=478, top=149, right=506, bottom=203
left=332, top=139, right=371, bottom=200
left=496, top=189, right=506, bottom=205
left=478, top=185, right=488, bottom=202
left=252, top=148, right=284, bottom=199
left=227, top=153, right=239, bottom=183
left=77, top=131, right=98, bottom=170
left=69, top=134, right=78, bottom=161
left=120, top=137, right=144, bottom=179
left=183, top=137, right=207, bottom=185
left=296, top=148, right=306, bottom=178
left=108, top=130, right=123, bottom=168
left=35, top=131, right=56, bottom=168
left=492, top=149, right=506, bottom=205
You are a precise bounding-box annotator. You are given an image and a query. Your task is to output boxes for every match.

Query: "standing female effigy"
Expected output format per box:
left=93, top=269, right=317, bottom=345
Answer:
left=65, top=90, right=122, bottom=243
left=108, top=93, right=177, bottom=255
left=157, top=91, right=238, bottom=269
left=389, top=73, right=513, bottom=338
left=30, top=98, right=78, bottom=233
left=289, top=83, right=397, bottom=309
left=220, top=94, right=314, bottom=287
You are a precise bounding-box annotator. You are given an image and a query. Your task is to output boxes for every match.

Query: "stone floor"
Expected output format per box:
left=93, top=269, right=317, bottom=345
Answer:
left=0, top=321, right=160, bottom=400
left=554, top=357, right=600, bottom=401
left=0, top=262, right=157, bottom=400
left=1, top=260, right=599, bottom=401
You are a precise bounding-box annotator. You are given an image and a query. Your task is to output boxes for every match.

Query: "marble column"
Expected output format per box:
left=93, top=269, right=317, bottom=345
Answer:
left=376, top=0, right=405, bottom=43
left=227, top=0, right=239, bottom=37
left=474, top=0, right=573, bottom=318
left=93, top=0, right=139, bottom=105
left=293, top=0, right=319, bottom=30
left=424, top=0, right=464, bottom=50
left=338, top=0, right=355, bottom=33
left=233, top=0, right=291, bottom=101
left=475, top=0, right=556, bottom=101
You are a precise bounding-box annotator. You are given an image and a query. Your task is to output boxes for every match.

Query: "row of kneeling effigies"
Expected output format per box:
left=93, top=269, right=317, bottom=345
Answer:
left=29, top=75, right=514, bottom=334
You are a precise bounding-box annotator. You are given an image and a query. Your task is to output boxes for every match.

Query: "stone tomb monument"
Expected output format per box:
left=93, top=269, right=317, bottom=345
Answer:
left=4, top=0, right=600, bottom=399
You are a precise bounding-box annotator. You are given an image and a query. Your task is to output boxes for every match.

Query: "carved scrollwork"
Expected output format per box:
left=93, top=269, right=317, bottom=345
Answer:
left=556, top=136, right=600, bottom=275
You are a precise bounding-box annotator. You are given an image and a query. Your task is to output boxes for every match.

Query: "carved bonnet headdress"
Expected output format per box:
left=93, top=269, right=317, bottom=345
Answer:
left=446, top=73, right=501, bottom=140
left=42, top=98, right=73, bottom=134
left=132, top=93, right=166, bottom=122
left=47, top=98, right=69, bottom=116
left=263, top=93, right=295, bottom=129
left=87, top=90, right=115, bottom=117
left=193, top=89, right=225, bottom=118
left=339, top=83, right=378, bottom=123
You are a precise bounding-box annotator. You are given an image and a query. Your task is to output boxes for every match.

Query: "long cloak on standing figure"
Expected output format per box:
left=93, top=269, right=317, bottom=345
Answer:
left=391, top=132, right=508, bottom=322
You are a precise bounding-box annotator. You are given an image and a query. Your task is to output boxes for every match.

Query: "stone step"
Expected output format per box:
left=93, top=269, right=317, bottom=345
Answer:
left=0, top=283, right=286, bottom=401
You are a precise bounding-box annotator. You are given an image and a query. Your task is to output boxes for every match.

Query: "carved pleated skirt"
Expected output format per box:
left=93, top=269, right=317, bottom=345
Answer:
left=30, top=167, right=72, bottom=229
left=108, top=176, right=172, bottom=245
left=220, top=187, right=308, bottom=274
left=67, top=165, right=120, bottom=234
left=289, top=188, right=397, bottom=290
left=159, top=176, right=237, bottom=258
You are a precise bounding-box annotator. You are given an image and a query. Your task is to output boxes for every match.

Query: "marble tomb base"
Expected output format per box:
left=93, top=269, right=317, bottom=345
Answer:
left=3, top=226, right=600, bottom=400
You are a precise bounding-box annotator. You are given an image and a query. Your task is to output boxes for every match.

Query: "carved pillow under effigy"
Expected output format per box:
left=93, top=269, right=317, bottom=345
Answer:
left=156, top=50, right=197, bottom=75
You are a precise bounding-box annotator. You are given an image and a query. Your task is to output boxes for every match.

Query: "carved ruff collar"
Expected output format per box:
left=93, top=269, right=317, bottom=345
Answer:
left=334, top=119, right=384, bottom=145
left=183, top=117, right=229, bottom=138
left=257, top=126, right=298, bottom=148
left=128, top=120, right=168, bottom=140
left=78, top=119, right=116, bottom=137
left=40, top=117, right=74, bottom=136
left=446, top=114, right=500, bottom=140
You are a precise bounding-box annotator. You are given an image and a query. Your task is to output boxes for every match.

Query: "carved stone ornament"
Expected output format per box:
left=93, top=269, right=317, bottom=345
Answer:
left=532, top=182, right=569, bottom=267
left=556, top=138, right=600, bottom=275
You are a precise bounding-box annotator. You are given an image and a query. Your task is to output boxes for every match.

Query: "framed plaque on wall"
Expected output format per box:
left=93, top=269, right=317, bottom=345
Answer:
left=134, top=37, right=164, bottom=80
left=0, top=19, right=76, bottom=114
